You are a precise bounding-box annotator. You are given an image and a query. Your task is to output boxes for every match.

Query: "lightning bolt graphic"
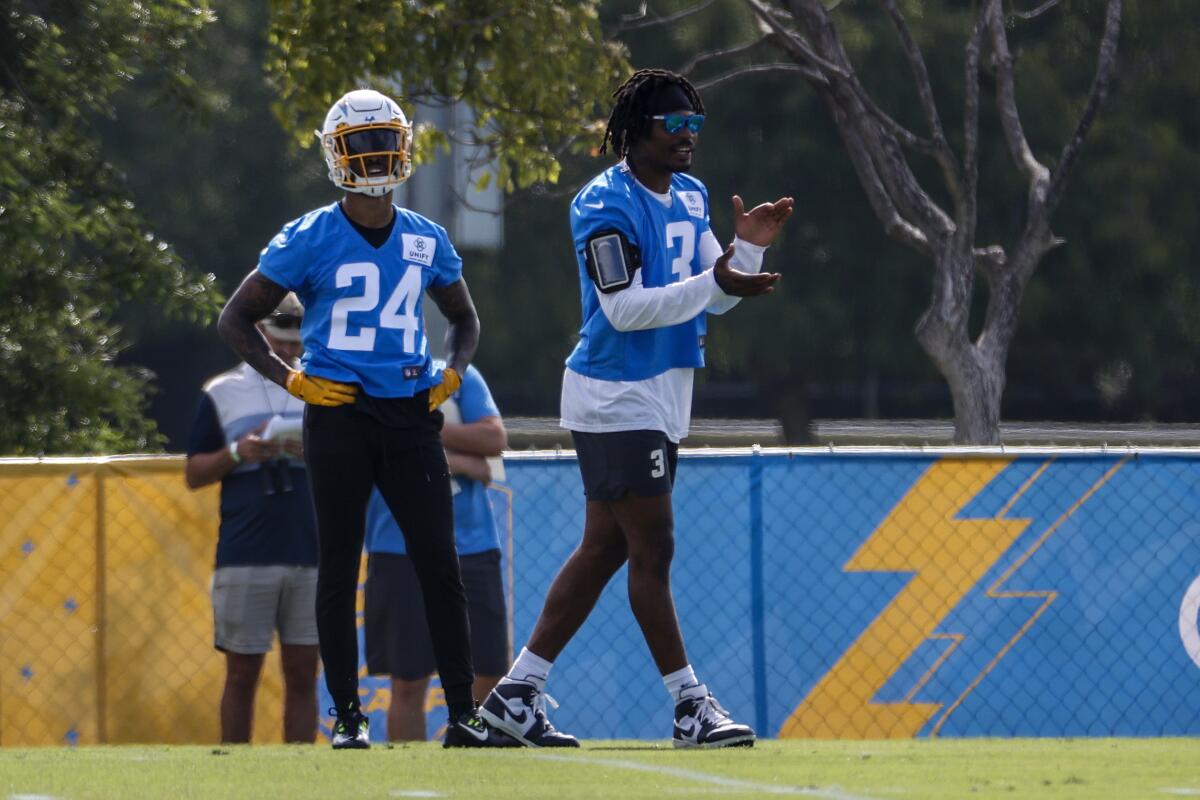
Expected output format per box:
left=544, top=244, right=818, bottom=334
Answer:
left=779, top=458, right=1028, bottom=738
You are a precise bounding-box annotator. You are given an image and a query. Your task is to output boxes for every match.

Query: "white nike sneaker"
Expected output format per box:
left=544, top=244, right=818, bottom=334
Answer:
left=672, top=684, right=755, bottom=748
left=479, top=679, right=579, bottom=748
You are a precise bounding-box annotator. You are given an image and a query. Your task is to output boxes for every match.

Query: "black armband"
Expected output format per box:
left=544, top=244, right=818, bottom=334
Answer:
left=583, top=230, right=641, bottom=293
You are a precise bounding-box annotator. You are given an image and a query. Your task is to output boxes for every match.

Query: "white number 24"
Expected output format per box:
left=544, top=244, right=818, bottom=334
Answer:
left=328, top=262, right=422, bottom=353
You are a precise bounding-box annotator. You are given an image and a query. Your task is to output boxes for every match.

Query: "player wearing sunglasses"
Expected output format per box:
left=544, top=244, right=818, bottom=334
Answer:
left=217, top=89, right=511, bottom=750
left=480, top=69, right=794, bottom=748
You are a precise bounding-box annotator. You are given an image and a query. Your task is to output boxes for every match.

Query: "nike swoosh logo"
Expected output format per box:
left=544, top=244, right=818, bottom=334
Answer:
left=503, top=698, right=530, bottom=725
left=676, top=718, right=699, bottom=737
left=460, top=722, right=489, bottom=741
left=583, top=200, right=604, bottom=209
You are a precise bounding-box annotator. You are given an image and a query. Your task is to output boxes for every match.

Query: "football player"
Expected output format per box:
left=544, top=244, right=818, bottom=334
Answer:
left=480, top=69, right=793, bottom=749
left=218, top=88, right=505, bottom=749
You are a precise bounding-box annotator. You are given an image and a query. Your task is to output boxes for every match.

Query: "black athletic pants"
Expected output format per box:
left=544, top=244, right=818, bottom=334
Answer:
left=303, top=397, right=475, bottom=720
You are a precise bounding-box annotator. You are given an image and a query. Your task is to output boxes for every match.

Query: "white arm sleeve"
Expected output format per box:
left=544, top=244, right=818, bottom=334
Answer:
left=596, top=265, right=724, bottom=332
left=703, top=231, right=767, bottom=315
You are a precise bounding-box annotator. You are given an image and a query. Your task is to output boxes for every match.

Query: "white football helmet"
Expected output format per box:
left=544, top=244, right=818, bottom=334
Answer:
left=317, top=89, right=413, bottom=197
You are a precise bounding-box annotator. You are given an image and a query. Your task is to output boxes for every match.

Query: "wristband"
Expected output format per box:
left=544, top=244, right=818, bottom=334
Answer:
left=229, top=440, right=242, bottom=464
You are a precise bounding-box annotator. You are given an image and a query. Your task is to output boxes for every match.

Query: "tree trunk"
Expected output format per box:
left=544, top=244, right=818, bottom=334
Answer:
left=942, top=354, right=1005, bottom=445
left=913, top=247, right=1007, bottom=445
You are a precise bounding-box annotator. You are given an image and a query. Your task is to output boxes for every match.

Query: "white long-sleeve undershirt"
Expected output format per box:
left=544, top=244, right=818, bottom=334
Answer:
left=595, top=232, right=766, bottom=331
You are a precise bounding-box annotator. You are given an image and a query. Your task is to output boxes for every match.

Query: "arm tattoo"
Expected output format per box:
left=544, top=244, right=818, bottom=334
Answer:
left=217, top=270, right=292, bottom=387
left=427, top=279, right=480, bottom=375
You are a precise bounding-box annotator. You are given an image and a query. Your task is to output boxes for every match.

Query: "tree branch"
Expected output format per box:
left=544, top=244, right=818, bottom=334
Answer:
left=1045, top=0, right=1122, bottom=215
left=678, top=35, right=771, bottom=77
left=878, top=0, right=947, bottom=145
left=740, top=0, right=850, bottom=80
left=958, top=17, right=985, bottom=249
left=985, top=0, right=1050, bottom=189
left=824, top=96, right=932, bottom=256
left=1010, top=0, right=1062, bottom=22
left=611, top=0, right=718, bottom=33
left=692, top=62, right=823, bottom=91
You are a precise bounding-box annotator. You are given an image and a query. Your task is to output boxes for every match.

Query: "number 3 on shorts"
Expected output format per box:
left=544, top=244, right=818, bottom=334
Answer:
left=649, top=448, right=666, bottom=479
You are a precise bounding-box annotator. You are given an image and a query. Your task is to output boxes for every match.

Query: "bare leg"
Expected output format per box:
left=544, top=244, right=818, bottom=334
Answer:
left=221, top=652, right=265, bottom=743
left=388, top=676, right=431, bottom=741
left=525, top=500, right=628, bottom=660
left=280, top=644, right=319, bottom=743
left=608, top=493, right=687, bottom=674
left=473, top=674, right=502, bottom=702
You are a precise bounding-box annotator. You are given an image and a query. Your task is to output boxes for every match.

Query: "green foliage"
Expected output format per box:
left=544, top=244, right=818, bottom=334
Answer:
left=0, top=0, right=223, bottom=454
left=266, top=0, right=629, bottom=190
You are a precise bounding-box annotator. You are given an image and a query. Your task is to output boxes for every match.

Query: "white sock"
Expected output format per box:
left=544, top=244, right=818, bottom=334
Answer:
left=663, top=665, right=699, bottom=702
left=502, top=647, right=553, bottom=691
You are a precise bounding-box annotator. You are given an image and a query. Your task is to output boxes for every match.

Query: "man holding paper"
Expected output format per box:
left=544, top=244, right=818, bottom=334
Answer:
left=185, top=292, right=319, bottom=744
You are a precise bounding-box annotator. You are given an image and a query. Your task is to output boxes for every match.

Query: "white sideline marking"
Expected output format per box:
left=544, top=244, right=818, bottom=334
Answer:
left=1160, top=790, right=1200, bottom=796
left=526, top=753, right=879, bottom=799
left=9, top=795, right=61, bottom=800
left=388, top=792, right=444, bottom=798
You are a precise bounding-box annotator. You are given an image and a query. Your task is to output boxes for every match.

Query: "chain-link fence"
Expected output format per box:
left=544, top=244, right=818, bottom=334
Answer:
left=4, top=450, right=1200, bottom=745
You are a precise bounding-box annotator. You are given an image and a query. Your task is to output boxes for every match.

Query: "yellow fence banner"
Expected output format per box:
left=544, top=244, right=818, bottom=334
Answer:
left=0, top=457, right=287, bottom=745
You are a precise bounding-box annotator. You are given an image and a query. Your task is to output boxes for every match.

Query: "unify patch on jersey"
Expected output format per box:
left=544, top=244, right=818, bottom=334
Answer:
left=402, top=365, right=424, bottom=380
left=678, top=191, right=705, bottom=220
left=401, top=233, right=436, bottom=266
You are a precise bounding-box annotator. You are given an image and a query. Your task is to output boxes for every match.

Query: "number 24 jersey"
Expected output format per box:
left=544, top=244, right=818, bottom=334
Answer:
left=257, top=203, right=462, bottom=398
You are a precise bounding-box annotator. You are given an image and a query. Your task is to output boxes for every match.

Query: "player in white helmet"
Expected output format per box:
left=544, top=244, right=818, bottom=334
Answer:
left=218, top=88, right=512, bottom=749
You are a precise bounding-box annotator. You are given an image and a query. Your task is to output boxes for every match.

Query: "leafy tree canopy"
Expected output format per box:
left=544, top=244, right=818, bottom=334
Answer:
left=0, top=0, right=223, bottom=454
left=267, top=0, right=629, bottom=191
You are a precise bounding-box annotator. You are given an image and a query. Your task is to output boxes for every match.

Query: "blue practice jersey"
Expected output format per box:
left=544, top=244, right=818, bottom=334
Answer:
left=365, top=364, right=502, bottom=556
left=565, top=163, right=709, bottom=381
left=257, top=203, right=462, bottom=398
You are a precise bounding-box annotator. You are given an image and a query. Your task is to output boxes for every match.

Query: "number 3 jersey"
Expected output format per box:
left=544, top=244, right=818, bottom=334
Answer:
left=566, top=163, right=710, bottom=381
left=257, top=203, right=462, bottom=398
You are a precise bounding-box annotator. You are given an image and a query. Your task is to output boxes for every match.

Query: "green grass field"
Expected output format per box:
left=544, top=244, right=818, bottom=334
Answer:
left=2, top=739, right=1199, bottom=800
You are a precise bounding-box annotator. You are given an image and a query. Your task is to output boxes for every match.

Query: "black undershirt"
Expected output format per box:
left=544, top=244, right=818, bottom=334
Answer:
left=338, top=201, right=395, bottom=248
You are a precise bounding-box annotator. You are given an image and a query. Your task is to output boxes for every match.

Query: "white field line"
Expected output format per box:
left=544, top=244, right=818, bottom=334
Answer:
left=524, top=752, right=880, bottom=800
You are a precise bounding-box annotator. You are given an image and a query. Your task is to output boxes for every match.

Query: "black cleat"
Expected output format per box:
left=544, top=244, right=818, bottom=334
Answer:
left=479, top=679, right=579, bottom=748
left=330, top=705, right=370, bottom=749
left=443, top=708, right=522, bottom=748
left=672, top=684, right=755, bottom=749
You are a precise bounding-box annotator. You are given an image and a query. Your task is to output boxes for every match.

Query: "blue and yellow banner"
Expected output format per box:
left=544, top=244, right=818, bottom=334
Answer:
left=501, top=452, right=1200, bottom=739
left=4, top=452, right=1200, bottom=744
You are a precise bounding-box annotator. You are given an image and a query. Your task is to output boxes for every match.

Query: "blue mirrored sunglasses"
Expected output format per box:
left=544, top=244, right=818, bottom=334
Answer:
left=649, top=113, right=705, bottom=135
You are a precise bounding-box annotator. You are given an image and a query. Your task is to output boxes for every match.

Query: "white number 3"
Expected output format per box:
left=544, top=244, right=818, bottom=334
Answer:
left=650, top=448, right=666, bottom=479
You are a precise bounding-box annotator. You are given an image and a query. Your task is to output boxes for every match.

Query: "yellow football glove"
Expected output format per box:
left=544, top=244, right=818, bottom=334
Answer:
left=285, top=370, right=358, bottom=407
left=428, top=367, right=461, bottom=411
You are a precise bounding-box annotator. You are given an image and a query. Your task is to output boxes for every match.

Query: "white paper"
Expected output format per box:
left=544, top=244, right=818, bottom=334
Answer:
left=262, top=414, right=303, bottom=444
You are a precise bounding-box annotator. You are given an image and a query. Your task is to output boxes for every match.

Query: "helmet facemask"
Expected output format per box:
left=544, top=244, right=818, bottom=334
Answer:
left=321, top=120, right=413, bottom=197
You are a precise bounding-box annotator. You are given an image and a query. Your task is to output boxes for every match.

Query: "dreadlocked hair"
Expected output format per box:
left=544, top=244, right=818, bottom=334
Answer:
left=599, top=69, right=705, bottom=158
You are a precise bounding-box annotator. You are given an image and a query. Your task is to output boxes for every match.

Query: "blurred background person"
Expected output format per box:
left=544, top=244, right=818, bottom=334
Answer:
left=364, top=362, right=511, bottom=743
left=185, top=293, right=319, bottom=743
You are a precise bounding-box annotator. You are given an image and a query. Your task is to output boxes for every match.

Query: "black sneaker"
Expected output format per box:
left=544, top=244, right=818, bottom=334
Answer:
left=479, top=679, right=579, bottom=748
left=443, top=708, right=522, bottom=748
left=672, top=684, right=755, bottom=748
left=330, top=706, right=370, bottom=749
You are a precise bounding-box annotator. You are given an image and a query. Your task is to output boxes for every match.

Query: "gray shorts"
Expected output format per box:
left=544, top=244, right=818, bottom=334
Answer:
left=211, top=565, right=319, bottom=654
